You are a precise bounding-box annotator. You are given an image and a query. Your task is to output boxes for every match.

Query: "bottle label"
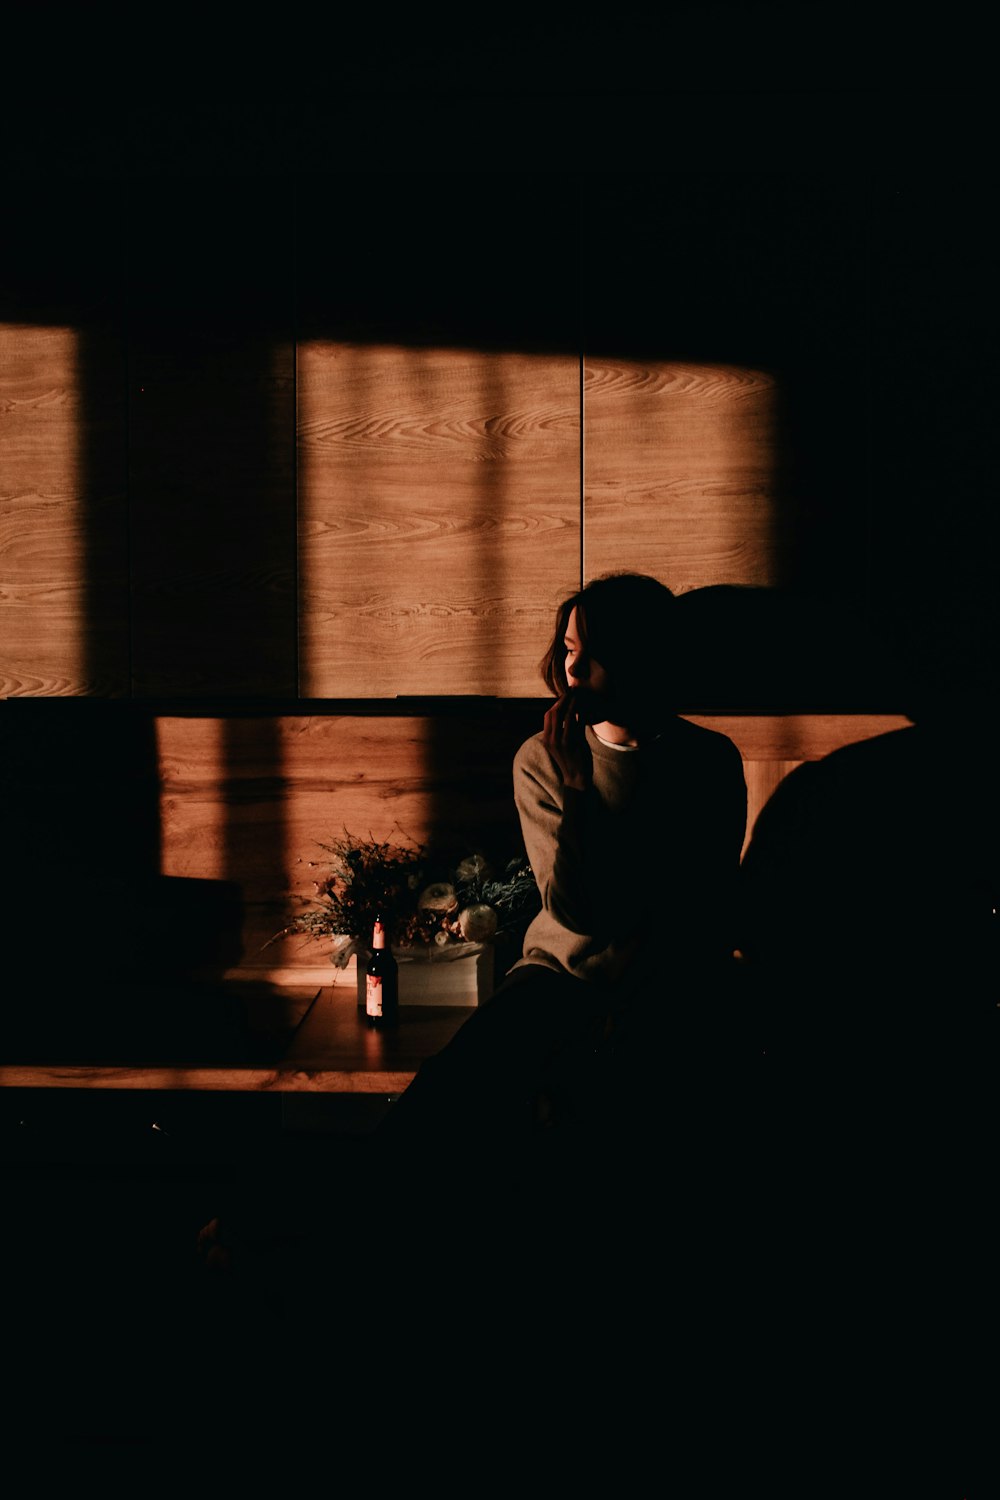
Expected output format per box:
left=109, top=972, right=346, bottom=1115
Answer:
left=366, top=974, right=383, bottom=1019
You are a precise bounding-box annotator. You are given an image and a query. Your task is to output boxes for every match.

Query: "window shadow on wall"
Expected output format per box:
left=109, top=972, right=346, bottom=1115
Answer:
left=4, top=170, right=993, bottom=1062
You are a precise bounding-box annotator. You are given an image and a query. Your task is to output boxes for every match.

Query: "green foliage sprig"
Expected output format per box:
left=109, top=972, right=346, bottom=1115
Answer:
left=269, top=829, right=540, bottom=969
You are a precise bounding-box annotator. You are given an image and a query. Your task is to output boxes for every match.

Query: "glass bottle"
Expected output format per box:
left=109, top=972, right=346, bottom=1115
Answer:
left=365, top=915, right=398, bottom=1029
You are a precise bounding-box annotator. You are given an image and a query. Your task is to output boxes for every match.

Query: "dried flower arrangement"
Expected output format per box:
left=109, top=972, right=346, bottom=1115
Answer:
left=269, top=829, right=540, bottom=969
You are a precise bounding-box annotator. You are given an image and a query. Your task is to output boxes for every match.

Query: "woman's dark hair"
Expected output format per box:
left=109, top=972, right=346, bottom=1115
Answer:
left=539, top=571, right=678, bottom=705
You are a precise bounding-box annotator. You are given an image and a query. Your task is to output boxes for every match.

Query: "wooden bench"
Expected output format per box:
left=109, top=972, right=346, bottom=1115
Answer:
left=1, top=702, right=911, bottom=1101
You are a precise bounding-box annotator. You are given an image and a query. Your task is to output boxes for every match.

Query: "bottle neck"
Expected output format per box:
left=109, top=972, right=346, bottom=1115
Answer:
left=372, top=920, right=386, bottom=950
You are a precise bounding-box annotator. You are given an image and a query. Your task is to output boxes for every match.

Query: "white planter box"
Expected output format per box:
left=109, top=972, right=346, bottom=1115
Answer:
left=354, top=942, right=495, bottom=1008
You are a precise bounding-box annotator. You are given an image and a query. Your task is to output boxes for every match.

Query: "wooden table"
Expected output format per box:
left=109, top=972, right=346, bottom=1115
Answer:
left=0, top=981, right=474, bottom=1096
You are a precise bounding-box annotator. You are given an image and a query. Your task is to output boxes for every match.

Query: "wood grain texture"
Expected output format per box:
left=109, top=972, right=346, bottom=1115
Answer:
left=0, top=1064, right=435, bottom=1093
left=583, top=357, right=782, bottom=592
left=683, top=714, right=911, bottom=855
left=155, top=706, right=544, bottom=976
left=152, top=709, right=911, bottom=979
left=0, top=323, right=129, bottom=696
left=682, top=714, right=911, bottom=761
left=297, top=344, right=581, bottom=696
left=2, top=702, right=910, bottom=992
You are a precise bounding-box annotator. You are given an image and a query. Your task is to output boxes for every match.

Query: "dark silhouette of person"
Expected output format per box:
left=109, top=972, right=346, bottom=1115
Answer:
left=738, top=711, right=997, bottom=1064
left=196, top=572, right=749, bottom=1282
left=733, top=665, right=997, bottom=1422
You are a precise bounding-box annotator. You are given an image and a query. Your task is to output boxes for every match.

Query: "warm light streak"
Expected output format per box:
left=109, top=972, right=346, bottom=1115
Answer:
left=296, top=339, right=580, bottom=697
left=0, top=324, right=82, bottom=695
left=0, top=334, right=784, bottom=701
left=155, top=715, right=229, bottom=881
left=583, top=358, right=780, bottom=592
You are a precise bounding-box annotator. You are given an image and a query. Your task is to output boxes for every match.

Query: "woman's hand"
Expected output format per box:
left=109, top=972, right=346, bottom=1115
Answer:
left=542, top=692, right=591, bottom=791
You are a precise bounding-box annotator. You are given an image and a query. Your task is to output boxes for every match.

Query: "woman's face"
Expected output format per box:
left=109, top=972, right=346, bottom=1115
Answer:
left=563, top=606, right=610, bottom=721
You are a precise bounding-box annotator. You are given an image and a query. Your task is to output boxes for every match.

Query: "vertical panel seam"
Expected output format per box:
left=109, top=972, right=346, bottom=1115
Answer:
left=579, top=351, right=585, bottom=590
left=125, top=251, right=135, bottom=700
left=292, top=179, right=300, bottom=699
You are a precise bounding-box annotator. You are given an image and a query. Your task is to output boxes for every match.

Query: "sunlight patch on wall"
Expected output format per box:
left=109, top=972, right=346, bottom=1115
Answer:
left=0, top=324, right=82, bottom=695
left=155, top=715, right=229, bottom=882
left=296, top=339, right=581, bottom=697
left=583, top=358, right=780, bottom=592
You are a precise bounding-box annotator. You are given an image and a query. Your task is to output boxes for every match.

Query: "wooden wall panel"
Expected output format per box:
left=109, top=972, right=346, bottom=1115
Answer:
left=684, top=713, right=911, bottom=856
left=0, top=702, right=914, bottom=993
left=155, top=706, right=543, bottom=978
left=0, top=175, right=990, bottom=717
left=0, top=323, right=129, bottom=696
left=684, top=714, right=911, bottom=761
left=297, top=345, right=581, bottom=697
left=582, top=357, right=781, bottom=593
left=150, top=710, right=910, bottom=980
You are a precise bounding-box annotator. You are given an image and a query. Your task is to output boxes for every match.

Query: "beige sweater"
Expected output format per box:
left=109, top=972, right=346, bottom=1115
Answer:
left=510, top=718, right=747, bottom=1000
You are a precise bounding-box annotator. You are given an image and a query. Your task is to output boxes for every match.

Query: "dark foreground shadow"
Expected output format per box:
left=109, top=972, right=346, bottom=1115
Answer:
left=738, top=717, right=998, bottom=1060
